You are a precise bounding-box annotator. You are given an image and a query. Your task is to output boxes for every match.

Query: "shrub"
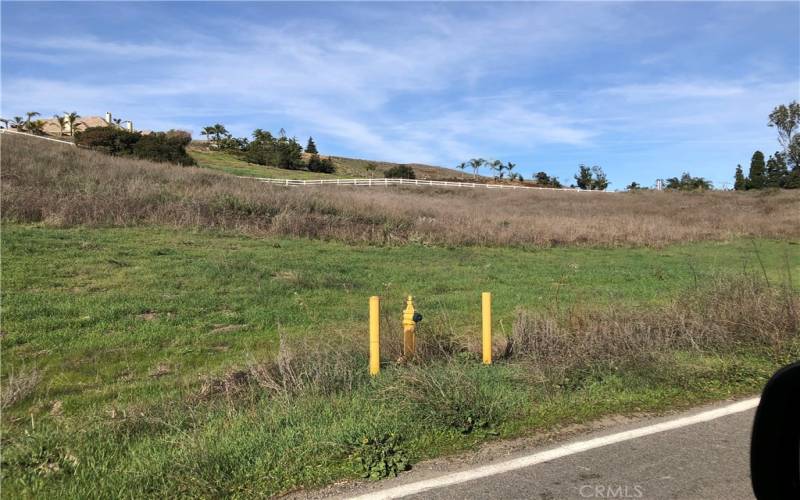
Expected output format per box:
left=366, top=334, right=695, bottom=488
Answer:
left=307, top=154, right=335, bottom=173
left=74, top=127, right=140, bottom=155
left=74, top=127, right=195, bottom=166
left=133, top=131, right=195, bottom=166
left=385, top=164, right=416, bottom=179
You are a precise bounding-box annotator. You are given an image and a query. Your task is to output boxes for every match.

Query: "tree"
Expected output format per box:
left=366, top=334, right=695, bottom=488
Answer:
left=305, top=137, right=318, bottom=154
left=456, top=162, right=466, bottom=175
left=24, top=111, right=40, bottom=127
left=664, top=172, right=713, bottom=191
left=245, top=127, right=304, bottom=170
left=768, top=101, right=800, bottom=168
left=488, top=159, right=505, bottom=179
left=64, top=112, right=81, bottom=136
left=734, top=164, right=747, bottom=191
left=26, top=119, right=46, bottom=135
left=505, top=162, right=516, bottom=180
left=365, top=162, right=377, bottom=178
left=574, top=165, right=593, bottom=189
left=765, top=152, right=789, bottom=188
left=307, top=154, right=335, bottom=173
left=789, top=135, right=800, bottom=171
left=0, top=118, right=8, bottom=129
left=212, top=124, right=229, bottom=142
left=533, top=171, right=562, bottom=188
left=10, top=116, right=24, bottom=129
left=467, top=158, right=484, bottom=179
left=53, top=114, right=66, bottom=135
left=200, top=126, right=213, bottom=144
left=574, top=164, right=609, bottom=190
left=591, top=166, right=609, bottom=190
left=385, top=164, right=415, bottom=179
left=626, top=182, right=641, bottom=191
left=748, top=151, right=766, bottom=189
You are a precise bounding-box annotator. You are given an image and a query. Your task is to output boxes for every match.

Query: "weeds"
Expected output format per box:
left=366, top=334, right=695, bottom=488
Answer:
left=1, top=368, right=41, bottom=410
left=509, top=273, right=799, bottom=371
left=348, top=433, right=410, bottom=480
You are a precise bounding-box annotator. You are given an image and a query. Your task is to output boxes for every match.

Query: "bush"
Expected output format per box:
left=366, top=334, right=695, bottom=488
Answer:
left=74, top=127, right=195, bottom=166
left=307, top=154, right=335, bottom=173
left=74, top=127, right=140, bottom=155
left=385, top=164, right=416, bottom=179
left=133, top=131, right=195, bottom=166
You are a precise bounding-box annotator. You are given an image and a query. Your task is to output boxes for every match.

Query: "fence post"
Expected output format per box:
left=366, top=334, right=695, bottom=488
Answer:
left=482, top=292, right=492, bottom=365
left=370, top=296, right=380, bottom=375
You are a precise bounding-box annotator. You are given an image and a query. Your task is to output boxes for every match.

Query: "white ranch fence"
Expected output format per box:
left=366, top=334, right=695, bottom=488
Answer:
left=247, top=176, right=614, bottom=193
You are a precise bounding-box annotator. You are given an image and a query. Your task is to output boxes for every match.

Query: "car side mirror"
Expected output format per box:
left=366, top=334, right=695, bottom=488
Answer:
left=750, top=360, right=800, bottom=499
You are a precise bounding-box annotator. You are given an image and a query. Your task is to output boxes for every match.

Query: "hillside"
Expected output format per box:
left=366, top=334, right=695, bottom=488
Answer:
left=2, top=131, right=799, bottom=498
left=188, top=142, right=476, bottom=180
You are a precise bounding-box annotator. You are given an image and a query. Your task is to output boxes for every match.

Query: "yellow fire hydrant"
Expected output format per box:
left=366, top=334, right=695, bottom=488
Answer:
left=402, top=295, right=418, bottom=358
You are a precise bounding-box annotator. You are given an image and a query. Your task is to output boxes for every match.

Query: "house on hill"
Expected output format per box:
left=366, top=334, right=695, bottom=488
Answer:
left=41, top=112, right=141, bottom=136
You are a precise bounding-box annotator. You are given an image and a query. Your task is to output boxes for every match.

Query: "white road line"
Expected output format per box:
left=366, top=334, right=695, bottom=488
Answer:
left=350, top=397, right=759, bottom=500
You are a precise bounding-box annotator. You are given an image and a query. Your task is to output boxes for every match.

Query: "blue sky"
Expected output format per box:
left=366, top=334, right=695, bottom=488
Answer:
left=2, top=1, right=798, bottom=188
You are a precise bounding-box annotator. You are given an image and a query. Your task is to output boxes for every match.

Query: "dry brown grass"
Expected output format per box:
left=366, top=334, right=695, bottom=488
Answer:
left=509, top=274, right=799, bottom=369
left=3, top=133, right=799, bottom=247
left=0, top=368, right=41, bottom=410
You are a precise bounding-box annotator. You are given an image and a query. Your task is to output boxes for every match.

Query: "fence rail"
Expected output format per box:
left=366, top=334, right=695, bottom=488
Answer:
left=247, top=176, right=613, bottom=193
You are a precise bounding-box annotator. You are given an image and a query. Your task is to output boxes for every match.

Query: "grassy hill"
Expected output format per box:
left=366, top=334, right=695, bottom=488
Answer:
left=188, top=142, right=476, bottom=180
left=2, top=133, right=799, bottom=497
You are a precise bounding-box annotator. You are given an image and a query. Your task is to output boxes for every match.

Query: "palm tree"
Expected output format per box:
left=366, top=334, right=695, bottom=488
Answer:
left=506, top=162, right=516, bottom=181
left=490, top=159, right=504, bottom=179
left=10, top=116, right=24, bottom=130
left=53, top=114, right=67, bottom=135
left=212, top=124, right=229, bottom=142
left=456, top=162, right=467, bottom=176
left=25, top=111, right=40, bottom=127
left=113, top=118, right=123, bottom=128
left=0, top=118, right=8, bottom=129
left=200, top=126, right=212, bottom=144
left=27, top=119, right=46, bottom=135
left=64, top=112, right=81, bottom=136
left=468, top=158, right=484, bottom=179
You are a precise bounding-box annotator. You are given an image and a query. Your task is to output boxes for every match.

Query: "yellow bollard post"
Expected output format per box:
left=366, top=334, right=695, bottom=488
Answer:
left=402, top=295, right=416, bottom=358
left=369, top=296, right=380, bottom=376
left=482, top=292, right=492, bottom=365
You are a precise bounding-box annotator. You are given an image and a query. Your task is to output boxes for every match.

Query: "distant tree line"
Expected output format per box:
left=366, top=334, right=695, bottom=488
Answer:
left=735, top=102, right=800, bottom=190
left=201, top=124, right=335, bottom=174
left=454, top=158, right=613, bottom=190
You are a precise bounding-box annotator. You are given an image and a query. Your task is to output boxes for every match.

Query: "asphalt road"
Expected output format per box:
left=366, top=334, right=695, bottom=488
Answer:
left=328, top=398, right=758, bottom=500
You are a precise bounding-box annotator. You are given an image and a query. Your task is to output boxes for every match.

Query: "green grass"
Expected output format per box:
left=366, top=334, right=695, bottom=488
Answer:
left=189, top=149, right=343, bottom=179
left=188, top=148, right=473, bottom=180
left=2, top=224, right=798, bottom=497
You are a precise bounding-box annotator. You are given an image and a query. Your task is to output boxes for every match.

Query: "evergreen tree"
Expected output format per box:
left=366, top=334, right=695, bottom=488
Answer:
left=765, top=152, right=789, bottom=188
left=747, top=151, right=766, bottom=189
left=305, top=137, right=318, bottom=154
left=574, top=165, right=593, bottom=189
left=734, top=164, right=747, bottom=191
